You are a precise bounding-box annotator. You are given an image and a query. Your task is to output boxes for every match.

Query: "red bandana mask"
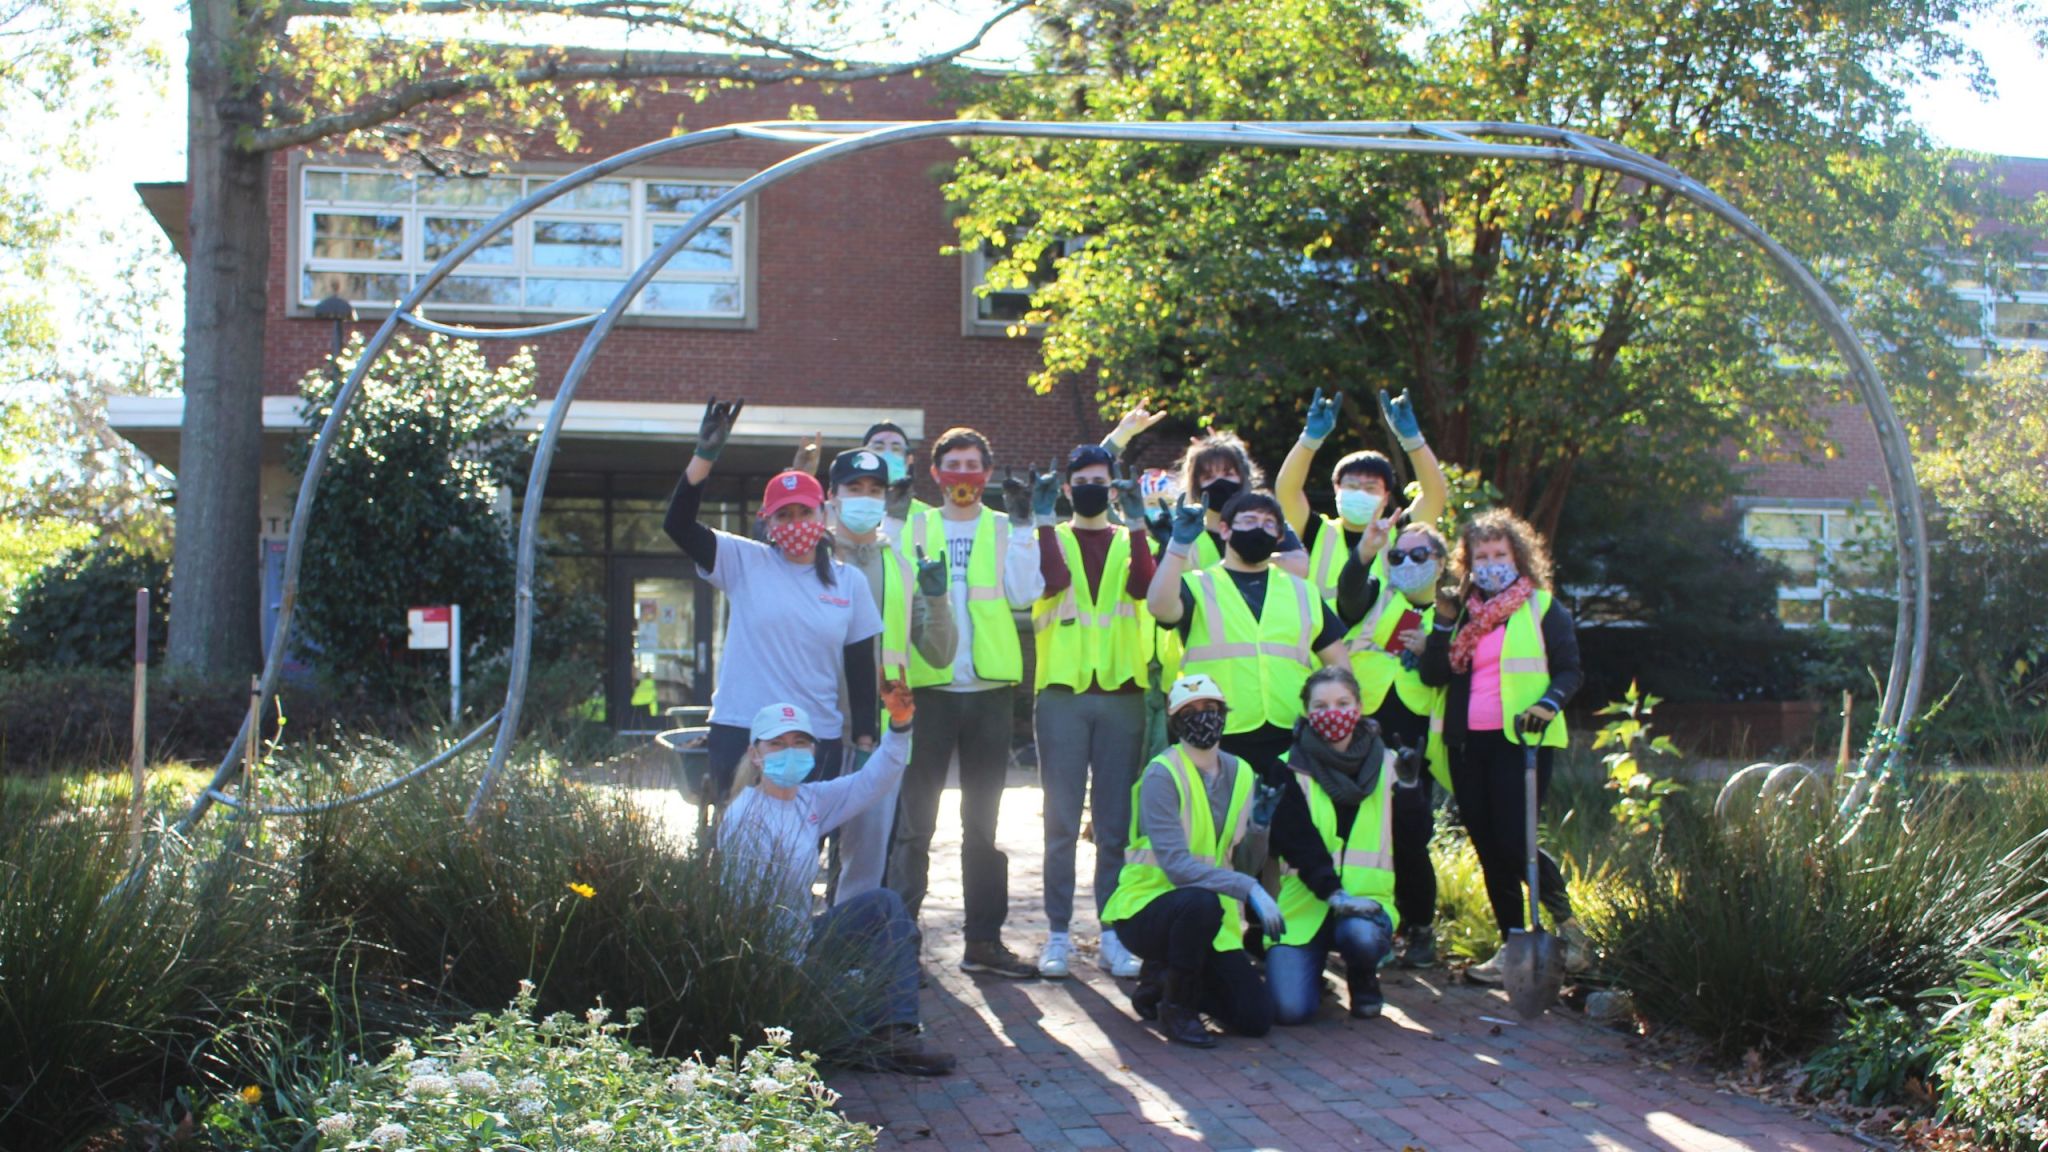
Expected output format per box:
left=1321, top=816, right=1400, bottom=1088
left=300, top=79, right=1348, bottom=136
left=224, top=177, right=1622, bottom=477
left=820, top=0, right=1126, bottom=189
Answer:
left=1308, top=707, right=1361, bottom=746
left=769, top=519, right=826, bottom=557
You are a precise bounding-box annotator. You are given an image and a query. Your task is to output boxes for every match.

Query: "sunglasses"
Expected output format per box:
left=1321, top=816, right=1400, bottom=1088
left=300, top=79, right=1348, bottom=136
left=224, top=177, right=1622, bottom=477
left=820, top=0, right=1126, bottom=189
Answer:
left=1386, top=546, right=1437, bottom=566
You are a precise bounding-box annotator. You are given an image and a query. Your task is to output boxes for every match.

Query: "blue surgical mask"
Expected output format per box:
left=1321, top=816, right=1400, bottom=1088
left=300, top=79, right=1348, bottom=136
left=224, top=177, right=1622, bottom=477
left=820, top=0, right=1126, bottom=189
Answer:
left=1337, top=489, right=1379, bottom=526
left=878, top=451, right=908, bottom=483
left=760, top=747, right=815, bottom=788
left=836, top=495, right=886, bottom=534
left=1472, top=561, right=1518, bottom=595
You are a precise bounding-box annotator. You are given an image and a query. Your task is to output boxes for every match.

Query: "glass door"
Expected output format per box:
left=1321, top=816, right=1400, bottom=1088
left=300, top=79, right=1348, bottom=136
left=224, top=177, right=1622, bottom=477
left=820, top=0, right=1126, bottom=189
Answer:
left=609, top=557, right=718, bottom=730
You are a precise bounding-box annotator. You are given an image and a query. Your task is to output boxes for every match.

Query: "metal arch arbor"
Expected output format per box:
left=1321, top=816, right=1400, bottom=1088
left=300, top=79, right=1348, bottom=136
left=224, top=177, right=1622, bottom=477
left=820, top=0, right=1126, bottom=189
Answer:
left=173, top=118, right=1931, bottom=833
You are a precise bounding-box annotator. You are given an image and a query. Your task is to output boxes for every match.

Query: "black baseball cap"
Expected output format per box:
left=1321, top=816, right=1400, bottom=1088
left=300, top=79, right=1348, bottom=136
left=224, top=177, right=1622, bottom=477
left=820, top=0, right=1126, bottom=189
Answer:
left=830, top=448, right=891, bottom=488
left=1066, top=443, right=1117, bottom=475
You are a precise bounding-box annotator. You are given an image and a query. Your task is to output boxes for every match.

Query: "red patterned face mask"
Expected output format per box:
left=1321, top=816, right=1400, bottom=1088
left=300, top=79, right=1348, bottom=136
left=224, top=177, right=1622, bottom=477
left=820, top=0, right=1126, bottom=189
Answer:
left=1308, top=706, right=1361, bottom=746
left=769, top=518, right=826, bottom=557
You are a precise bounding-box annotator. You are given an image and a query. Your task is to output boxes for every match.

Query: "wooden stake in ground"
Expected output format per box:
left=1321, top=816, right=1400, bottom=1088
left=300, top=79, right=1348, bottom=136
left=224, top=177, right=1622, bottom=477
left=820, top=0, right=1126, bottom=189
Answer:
left=1838, top=692, right=1854, bottom=773
left=129, top=588, right=150, bottom=863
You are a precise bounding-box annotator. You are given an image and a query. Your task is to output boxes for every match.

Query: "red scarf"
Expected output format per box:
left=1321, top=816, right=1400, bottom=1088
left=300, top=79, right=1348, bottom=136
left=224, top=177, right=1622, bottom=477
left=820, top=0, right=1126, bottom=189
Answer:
left=1448, top=578, right=1534, bottom=674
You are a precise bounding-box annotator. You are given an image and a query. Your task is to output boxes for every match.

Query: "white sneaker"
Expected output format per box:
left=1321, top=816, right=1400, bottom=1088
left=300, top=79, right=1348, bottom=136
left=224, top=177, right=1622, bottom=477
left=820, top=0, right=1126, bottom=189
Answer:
left=1098, top=929, right=1143, bottom=978
left=1465, top=948, right=1505, bottom=985
left=1038, top=932, right=1073, bottom=979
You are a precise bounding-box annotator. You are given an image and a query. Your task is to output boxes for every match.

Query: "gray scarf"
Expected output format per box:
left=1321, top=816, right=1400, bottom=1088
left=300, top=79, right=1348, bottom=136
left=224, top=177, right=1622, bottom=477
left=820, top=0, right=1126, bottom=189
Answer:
left=1289, top=717, right=1386, bottom=807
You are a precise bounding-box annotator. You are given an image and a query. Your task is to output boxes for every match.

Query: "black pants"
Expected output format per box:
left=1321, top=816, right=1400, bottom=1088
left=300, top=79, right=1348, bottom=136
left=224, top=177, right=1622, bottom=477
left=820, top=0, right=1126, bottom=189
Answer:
left=1447, top=728, right=1573, bottom=935
left=1373, top=700, right=1437, bottom=931
left=887, top=686, right=1013, bottom=942
left=1111, top=888, right=1274, bottom=1037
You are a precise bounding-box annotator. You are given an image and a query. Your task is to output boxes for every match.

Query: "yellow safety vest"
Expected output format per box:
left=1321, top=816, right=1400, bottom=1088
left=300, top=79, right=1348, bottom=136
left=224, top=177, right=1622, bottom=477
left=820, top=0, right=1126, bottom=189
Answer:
left=1181, top=564, right=1317, bottom=735
left=1145, top=532, right=1219, bottom=690
left=1273, top=752, right=1400, bottom=945
left=1033, top=524, right=1141, bottom=692
left=1305, top=516, right=1379, bottom=606
left=1429, top=589, right=1568, bottom=751
left=875, top=533, right=953, bottom=690
left=1102, top=747, right=1257, bottom=952
left=909, top=507, right=1022, bottom=684
left=1346, top=590, right=1451, bottom=790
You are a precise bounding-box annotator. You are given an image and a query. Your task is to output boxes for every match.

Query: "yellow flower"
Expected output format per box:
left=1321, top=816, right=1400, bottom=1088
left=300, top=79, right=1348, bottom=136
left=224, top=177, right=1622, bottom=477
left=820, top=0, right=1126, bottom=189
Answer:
left=239, top=1085, right=263, bottom=1107
left=567, top=882, right=596, bottom=900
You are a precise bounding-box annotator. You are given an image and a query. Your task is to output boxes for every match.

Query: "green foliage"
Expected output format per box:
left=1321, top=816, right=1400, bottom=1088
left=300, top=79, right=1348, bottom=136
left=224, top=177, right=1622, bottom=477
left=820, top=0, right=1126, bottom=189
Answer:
left=299, top=992, right=872, bottom=1152
left=3, top=540, right=168, bottom=670
left=1802, top=998, right=1933, bottom=1107
left=1592, top=682, right=1684, bottom=838
left=1931, top=921, right=2048, bottom=1148
left=290, top=334, right=534, bottom=706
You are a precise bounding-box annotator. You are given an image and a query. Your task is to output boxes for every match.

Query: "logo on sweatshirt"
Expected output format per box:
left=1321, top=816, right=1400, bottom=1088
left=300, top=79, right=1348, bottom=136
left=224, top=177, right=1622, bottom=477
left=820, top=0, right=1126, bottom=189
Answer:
left=819, top=594, right=850, bottom=607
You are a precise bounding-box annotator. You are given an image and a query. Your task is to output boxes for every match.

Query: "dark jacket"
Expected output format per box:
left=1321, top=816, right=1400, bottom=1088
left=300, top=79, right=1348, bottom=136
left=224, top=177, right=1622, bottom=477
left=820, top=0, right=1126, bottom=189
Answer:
left=1418, top=591, right=1581, bottom=748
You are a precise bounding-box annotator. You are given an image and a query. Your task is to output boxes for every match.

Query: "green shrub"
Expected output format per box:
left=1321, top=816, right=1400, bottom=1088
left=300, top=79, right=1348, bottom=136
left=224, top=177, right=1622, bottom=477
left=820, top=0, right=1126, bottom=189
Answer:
left=3, top=540, right=167, bottom=670
left=1932, top=920, right=2048, bottom=1148
left=1802, top=998, right=1933, bottom=1107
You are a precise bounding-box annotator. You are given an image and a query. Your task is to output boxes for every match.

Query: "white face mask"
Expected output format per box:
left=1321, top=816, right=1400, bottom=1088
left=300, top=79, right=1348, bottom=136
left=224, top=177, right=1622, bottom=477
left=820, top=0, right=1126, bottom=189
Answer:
left=1472, top=561, right=1518, bottom=595
left=1337, top=488, right=1380, bottom=526
left=1387, top=556, right=1439, bottom=595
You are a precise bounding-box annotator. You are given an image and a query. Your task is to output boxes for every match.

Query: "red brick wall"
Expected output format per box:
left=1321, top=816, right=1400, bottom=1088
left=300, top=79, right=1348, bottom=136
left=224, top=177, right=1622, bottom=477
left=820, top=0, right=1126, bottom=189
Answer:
left=260, top=73, right=1110, bottom=470
left=1734, top=401, right=1893, bottom=504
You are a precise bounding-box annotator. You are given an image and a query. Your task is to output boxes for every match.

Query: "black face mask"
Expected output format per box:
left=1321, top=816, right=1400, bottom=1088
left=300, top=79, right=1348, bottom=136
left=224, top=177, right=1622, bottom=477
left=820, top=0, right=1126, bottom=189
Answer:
left=1069, top=483, right=1111, bottom=518
left=1174, top=708, right=1226, bottom=749
left=1201, top=476, right=1242, bottom=513
left=1228, top=526, right=1279, bottom=565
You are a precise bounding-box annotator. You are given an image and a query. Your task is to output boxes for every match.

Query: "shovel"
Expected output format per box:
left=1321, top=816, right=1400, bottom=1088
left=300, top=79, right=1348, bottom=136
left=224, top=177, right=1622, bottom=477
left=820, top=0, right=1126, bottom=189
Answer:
left=1502, top=733, right=1564, bottom=1018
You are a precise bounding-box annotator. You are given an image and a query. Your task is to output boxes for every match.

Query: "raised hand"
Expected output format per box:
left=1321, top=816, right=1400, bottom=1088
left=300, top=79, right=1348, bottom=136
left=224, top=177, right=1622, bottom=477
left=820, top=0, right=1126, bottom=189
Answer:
left=1108, top=403, right=1168, bottom=446
left=1001, top=467, right=1033, bottom=527
left=1377, top=388, right=1424, bottom=452
left=696, top=395, right=745, bottom=463
left=1166, top=494, right=1207, bottom=551
left=792, top=429, right=824, bottom=474
left=1302, top=387, right=1344, bottom=443
left=886, top=474, right=916, bottom=523
left=914, top=544, right=947, bottom=598
left=1030, top=463, right=1061, bottom=523
left=882, top=674, right=916, bottom=729
left=1111, top=461, right=1148, bottom=526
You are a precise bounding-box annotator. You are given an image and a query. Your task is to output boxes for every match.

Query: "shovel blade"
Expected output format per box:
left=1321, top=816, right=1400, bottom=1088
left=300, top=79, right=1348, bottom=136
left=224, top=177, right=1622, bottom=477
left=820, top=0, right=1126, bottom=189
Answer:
left=1501, top=928, right=1565, bottom=1019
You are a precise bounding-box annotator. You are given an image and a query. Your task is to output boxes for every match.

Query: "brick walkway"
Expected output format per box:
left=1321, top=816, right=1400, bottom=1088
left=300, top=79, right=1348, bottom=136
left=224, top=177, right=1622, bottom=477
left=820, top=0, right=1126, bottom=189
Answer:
left=821, top=781, right=1861, bottom=1152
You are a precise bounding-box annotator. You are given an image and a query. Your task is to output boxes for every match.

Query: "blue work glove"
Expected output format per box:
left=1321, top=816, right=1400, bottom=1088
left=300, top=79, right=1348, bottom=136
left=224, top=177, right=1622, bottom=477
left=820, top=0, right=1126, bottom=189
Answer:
left=1166, top=495, right=1207, bottom=555
left=1249, top=780, right=1283, bottom=828
left=1112, top=461, right=1148, bottom=526
left=1030, top=464, right=1061, bottom=525
left=1328, top=891, right=1385, bottom=920
left=914, top=544, right=947, bottom=598
left=695, top=395, right=745, bottom=463
left=1377, top=388, right=1425, bottom=452
left=1302, top=387, right=1343, bottom=444
left=1247, top=886, right=1287, bottom=940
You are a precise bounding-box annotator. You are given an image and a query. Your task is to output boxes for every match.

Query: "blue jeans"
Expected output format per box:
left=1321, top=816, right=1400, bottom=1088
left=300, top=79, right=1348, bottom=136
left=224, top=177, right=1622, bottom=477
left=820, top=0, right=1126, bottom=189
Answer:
left=810, top=887, right=920, bottom=1028
left=1266, top=909, right=1394, bottom=1026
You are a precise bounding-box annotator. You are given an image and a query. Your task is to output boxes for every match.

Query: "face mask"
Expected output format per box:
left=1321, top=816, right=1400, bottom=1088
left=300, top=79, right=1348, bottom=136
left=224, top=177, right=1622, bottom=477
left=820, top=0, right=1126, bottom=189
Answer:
left=1472, top=561, right=1519, bottom=595
left=769, top=518, right=826, bottom=557
left=938, top=470, right=990, bottom=507
left=1201, top=476, right=1242, bottom=513
left=1175, top=708, right=1226, bottom=750
left=877, top=451, right=908, bottom=483
left=760, top=747, right=815, bottom=788
left=1228, top=526, right=1279, bottom=565
left=1307, top=706, right=1360, bottom=746
left=1387, top=556, right=1440, bottom=596
left=1069, top=483, right=1111, bottom=518
left=836, top=496, right=886, bottom=535
left=1337, top=489, right=1381, bottom=526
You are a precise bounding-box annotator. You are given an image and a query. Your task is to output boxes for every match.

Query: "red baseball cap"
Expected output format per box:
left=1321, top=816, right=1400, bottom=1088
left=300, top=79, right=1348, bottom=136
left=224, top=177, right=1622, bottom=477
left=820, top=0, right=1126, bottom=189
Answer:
left=759, top=469, right=824, bottom=518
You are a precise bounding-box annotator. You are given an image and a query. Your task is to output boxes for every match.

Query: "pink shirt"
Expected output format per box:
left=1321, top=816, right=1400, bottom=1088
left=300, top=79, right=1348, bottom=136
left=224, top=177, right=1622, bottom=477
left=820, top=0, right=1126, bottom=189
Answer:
left=1466, top=624, right=1508, bottom=731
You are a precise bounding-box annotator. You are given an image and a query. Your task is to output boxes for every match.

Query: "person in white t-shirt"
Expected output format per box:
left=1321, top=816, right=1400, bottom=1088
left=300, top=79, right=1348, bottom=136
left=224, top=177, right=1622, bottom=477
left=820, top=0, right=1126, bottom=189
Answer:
left=717, top=686, right=954, bottom=1076
left=663, top=397, right=884, bottom=806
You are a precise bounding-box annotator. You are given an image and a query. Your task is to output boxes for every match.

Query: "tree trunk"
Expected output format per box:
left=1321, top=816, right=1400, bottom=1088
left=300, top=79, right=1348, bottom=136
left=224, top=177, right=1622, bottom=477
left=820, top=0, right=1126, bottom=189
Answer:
left=167, top=0, right=269, bottom=675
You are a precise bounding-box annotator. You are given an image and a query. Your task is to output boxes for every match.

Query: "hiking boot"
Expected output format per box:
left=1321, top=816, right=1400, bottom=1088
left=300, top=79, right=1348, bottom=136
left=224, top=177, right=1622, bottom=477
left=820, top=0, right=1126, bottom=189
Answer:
left=1038, top=932, right=1073, bottom=979
left=1348, top=969, right=1385, bottom=1019
left=1559, top=918, right=1592, bottom=974
left=1099, top=928, right=1144, bottom=979
left=960, top=939, right=1037, bottom=979
left=1158, top=970, right=1216, bottom=1048
left=1396, top=925, right=1438, bottom=969
left=868, top=1023, right=956, bottom=1077
left=1130, top=959, right=1164, bottom=1021
left=1465, top=948, right=1505, bottom=985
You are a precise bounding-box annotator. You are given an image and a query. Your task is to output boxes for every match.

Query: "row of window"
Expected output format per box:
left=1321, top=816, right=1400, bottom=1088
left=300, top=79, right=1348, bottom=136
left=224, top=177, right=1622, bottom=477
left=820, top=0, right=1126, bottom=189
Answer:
left=1741, top=505, right=1890, bottom=627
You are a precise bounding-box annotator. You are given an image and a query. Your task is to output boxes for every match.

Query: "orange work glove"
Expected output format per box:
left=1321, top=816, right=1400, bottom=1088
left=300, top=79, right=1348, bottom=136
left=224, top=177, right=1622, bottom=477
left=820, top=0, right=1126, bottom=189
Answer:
left=882, top=675, right=915, bottom=729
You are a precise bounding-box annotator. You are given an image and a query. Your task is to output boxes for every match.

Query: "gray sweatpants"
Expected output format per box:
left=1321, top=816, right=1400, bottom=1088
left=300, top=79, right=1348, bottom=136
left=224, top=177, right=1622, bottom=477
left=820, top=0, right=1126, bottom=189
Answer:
left=1035, top=687, right=1146, bottom=933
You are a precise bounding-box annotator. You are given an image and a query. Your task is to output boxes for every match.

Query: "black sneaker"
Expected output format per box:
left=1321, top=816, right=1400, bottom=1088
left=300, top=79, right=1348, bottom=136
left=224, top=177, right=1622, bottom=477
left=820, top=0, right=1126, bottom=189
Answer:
left=960, top=939, right=1038, bottom=979
left=1348, top=970, right=1385, bottom=1019
left=1396, top=925, right=1438, bottom=968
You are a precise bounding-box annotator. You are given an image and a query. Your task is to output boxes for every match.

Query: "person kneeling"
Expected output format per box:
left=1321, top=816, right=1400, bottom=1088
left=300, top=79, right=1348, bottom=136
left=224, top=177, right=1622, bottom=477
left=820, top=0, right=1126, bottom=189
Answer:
left=1102, top=674, right=1280, bottom=1048
left=716, top=682, right=954, bottom=1075
left=1267, top=667, right=1399, bottom=1023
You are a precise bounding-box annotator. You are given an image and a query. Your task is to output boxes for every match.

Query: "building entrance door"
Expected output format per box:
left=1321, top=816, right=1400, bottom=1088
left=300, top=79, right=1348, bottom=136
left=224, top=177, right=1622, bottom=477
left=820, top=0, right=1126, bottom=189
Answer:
left=608, top=557, right=719, bottom=731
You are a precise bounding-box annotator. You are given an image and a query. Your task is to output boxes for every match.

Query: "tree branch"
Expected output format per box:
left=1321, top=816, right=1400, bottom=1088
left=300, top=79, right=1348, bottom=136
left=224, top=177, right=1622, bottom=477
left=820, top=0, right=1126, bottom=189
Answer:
left=250, top=0, right=1030, bottom=154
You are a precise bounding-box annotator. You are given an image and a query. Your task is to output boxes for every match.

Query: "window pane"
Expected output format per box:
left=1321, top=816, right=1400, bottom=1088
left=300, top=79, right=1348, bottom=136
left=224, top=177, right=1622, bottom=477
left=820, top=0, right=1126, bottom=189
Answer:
left=639, top=280, right=742, bottom=315
left=646, top=182, right=737, bottom=216
left=527, top=277, right=627, bottom=310
left=649, top=224, right=735, bottom=273
left=422, top=216, right=515, bottom=265
left=540, top=497, right=605, bottom=553
left=977, top=289, right=1032, bottom=322
left=425, top=275, right=522, bottom=307
left=610, top=499, right=670, bottom=553
left=1991, top=301, right=2048, bottom=342
left=532, top=221, right=624, bottom=268
left=311, top=213, right=404, bottom=261
left=1744, top=510, right=1823, bottom=541
left=302, top=269, right=410, bottom=305
left=532, top=179, right=629, bottom=213
left=1778, top=598, right=1824, bottom=626
left=304, top=170, right=409, bottom=205
left=416, top=175, right=520, bottom=209
left=1767, top=547, right=1821, bottom=587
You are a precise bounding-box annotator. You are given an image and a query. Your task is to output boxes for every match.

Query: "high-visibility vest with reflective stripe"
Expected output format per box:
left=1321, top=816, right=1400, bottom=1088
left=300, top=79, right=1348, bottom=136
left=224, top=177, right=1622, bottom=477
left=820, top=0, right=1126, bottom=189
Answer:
left=1033, top=524, right=1142, bottom=692
left=1102, top=747, right=1257, bottom=952
left=1306, top=516, right=1380, bottom=606
left=1429, top=589, right=1568, bottom=750
left=1346, top=589, right=1451, bottom=789
left=909, top=507, right=1022, bottom=685
left=1181, top=564, right=1317, bottom=735
left=1272, top=752, right=1400, bottom=945
left=875, top=533, right=951, bottom=689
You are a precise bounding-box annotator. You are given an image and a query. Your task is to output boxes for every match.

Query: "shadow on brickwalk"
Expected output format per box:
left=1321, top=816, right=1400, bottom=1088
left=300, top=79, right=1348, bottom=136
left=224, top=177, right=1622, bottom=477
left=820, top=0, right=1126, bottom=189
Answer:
left=824, top=774, right=1862, bottom=1152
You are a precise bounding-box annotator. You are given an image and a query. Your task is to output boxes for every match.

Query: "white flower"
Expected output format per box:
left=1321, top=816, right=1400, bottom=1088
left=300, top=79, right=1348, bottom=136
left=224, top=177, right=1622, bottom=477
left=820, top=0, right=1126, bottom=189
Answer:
left=405, top=1056, right=444, bottom=1078
left=718, top=1131, right=756, bottom=1152
left=771, top=1057, right=799, bottom=1083
left=512, top=1096, right=546, bottom=1118
left=511, top=1074, right=545, bottom=1097
left=315, top=1112, right=355, bottom=1138
left=406, top=1073, right=455, bottom=1097
left=615, top=1051, right=633, bottom=1070
left=586, top=1006, right=611, bottom=1027
left=762, top=1026, right=792, bottom=1045
left=367, top=1122, right=409, bottom=1149
left=666, top=1066, right=702, bottom=1098
left=389, top=1039, right=415, bottom=1062
left=572, top=1119, right=615, bottom=1145
left=751, top=1075, right=783, bottom=1095
left=454, top=1069, right=499, bottom=1097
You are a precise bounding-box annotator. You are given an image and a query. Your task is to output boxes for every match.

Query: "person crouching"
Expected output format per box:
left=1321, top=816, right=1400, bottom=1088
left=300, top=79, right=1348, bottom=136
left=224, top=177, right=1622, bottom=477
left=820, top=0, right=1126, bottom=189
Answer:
left=1101, top=674, right=1280, bottom=1047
